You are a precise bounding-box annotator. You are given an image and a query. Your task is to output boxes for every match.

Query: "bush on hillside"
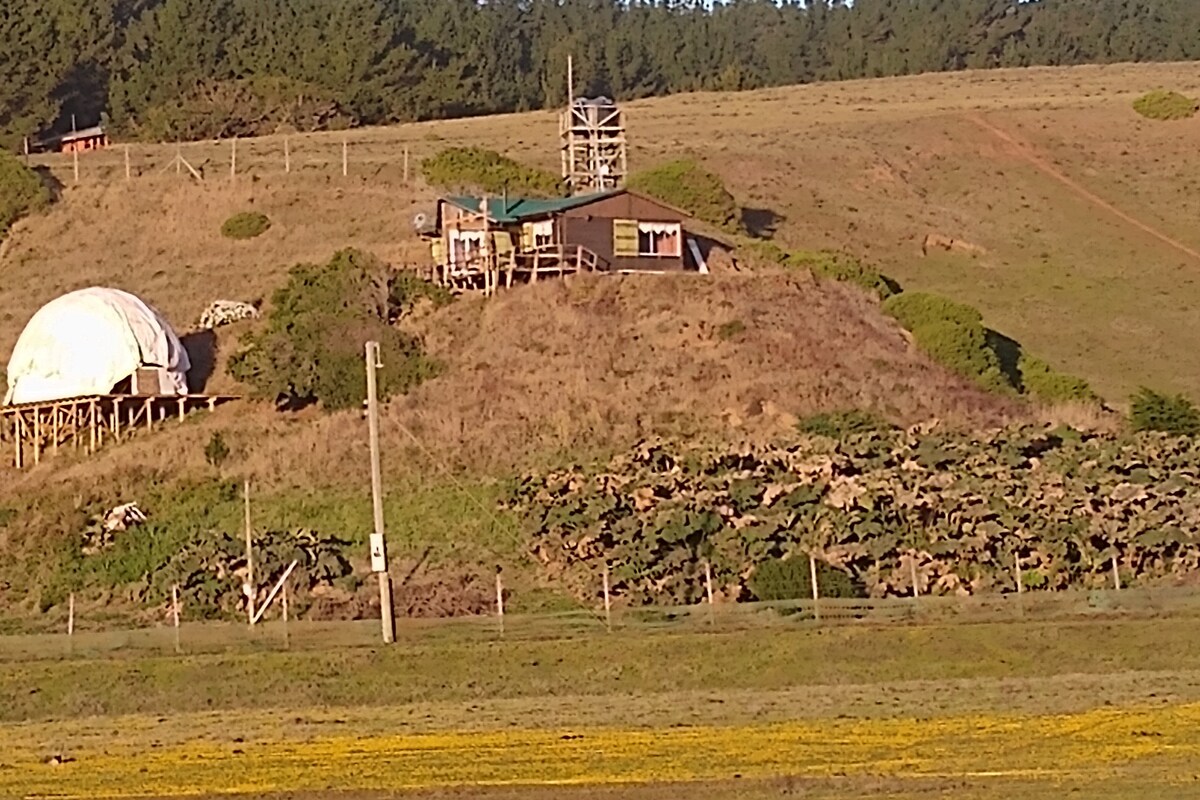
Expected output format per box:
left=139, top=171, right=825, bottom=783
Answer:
left=1017, top=354, right=1096, bottom=403
left=743, top=242, right=901, bottom=300
left=1133, top=90, right=1198, bottom=121
left=227, top=249, right=442, bottom=410
left=799, top=410, right=893, bottom=439
left=421, top=147, right=563, bottom=196
left=221, top=211, right=271, bottom=240
left=1130, top=388, right=1200, bottom=436
left=749, top=557, right=867, bottom=601
left=883, top=292, right=1009, bottom=392
left=0, top=151, right=50, bottom=239
left=627, top=159, right=741, bottom=233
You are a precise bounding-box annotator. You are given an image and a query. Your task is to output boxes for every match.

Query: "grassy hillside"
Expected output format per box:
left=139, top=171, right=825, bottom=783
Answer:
left=3, top=61, right=1200, bottom=620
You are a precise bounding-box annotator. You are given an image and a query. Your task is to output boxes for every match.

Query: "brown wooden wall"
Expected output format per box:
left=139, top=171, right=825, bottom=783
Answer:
left=560, top=193, right=686, bottom=271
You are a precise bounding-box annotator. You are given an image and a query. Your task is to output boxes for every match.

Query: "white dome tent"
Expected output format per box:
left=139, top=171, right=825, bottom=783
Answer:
left=4, top=287, right=191, bottom=406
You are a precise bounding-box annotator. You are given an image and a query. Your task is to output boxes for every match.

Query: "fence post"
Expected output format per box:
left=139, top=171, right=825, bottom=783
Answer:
left=67, top=592, right=75, bottom=637
left=403, top=146, right=410, bottom=184
left=809, top=554, right=821, bottom=622
left=704, top=560, right=715, bottom=627
left=72, top=149, right=79, bottom=185
left=495, top=567, right=505, bottom=636
left=231, top=137, right=237, bottom=180
left=1111, top=554, right=1122, bottom=592
left=284, top=137, right=291, bottom=174
left=282, top=580, right=290, bottom=649
left=172, top=584, right=181, bottom=654
left=124, top=145, right=131, bottom=181
left=602, top=564, right=612, bottom=632
left=909, top=554, right=920, bottom=601
left=342, top=139, right=348, bottom=177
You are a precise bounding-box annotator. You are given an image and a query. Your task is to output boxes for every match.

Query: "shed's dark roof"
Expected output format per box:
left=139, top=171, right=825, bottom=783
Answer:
left=444, top=191, right=622, bottom=224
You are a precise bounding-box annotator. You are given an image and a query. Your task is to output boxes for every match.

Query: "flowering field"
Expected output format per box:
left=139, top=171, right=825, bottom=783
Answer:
left=3, top=703, right=1198, bottom=798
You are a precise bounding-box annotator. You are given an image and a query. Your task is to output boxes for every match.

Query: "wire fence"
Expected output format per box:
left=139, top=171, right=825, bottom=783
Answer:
left=2, top=584, right=1197, bottom=663
left=26, top=133, right=423, bottom=188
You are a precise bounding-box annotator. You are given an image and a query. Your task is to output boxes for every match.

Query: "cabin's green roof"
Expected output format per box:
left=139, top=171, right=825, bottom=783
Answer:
left=445, top=191, right=622, bottom=224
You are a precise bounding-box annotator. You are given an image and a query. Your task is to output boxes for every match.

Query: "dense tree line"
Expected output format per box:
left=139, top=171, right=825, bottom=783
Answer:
left=3, top=0, right=1199, bottom=147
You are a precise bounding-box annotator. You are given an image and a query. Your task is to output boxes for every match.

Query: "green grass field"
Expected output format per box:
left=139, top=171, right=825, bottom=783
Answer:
left=4, top=616, right=1200, bottom=798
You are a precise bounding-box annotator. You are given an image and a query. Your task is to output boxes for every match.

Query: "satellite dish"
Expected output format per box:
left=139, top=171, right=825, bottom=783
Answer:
left=412, top=212, right=428, bottom=230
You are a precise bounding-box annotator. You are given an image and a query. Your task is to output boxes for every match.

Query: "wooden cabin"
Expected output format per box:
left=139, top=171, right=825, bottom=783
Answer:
left=29, top=126, right=109, bottom=155
left=429, top=189, right=713, bottom=294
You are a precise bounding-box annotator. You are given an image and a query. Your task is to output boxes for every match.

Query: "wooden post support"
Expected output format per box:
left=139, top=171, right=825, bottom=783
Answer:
left=231, top=137, right=237, bottom=180
left=125, top=145, right=131, bottom=181
left=13, top=414, right=21, bottom=469
left=910, top=554, right=920, bottom=600
left=244, top=479, right=255, bottom=627
left=1111, top=554, right=1122, bottom=592
left=52, top=406, right=60, bottom=454
left=403, top=146, right=410, bottom=184
left=342, top=139, right=348, bottom=177
left=495, top=567, right=505, bottom=636
left=176, top=144, right=182, bottom=176
left=32, top=409, right=41, bottom=465
left=1014, top=551, right=1024, bottom=595
left=809, top=554, right=821, bottom=622
left=282, top=581, right=290, bottom=649
left=284, top=137, right=291, bottom=174
left=602, top=564, right=612, bottom=632
left=72, top=148, right=79, bottom=185
left=89, top=400, right=97, bottom=453
left=172, top=583, right=181, bottom=654
left=67, top=592, right=75, bottom=638
left=23, top=137, right=29, bottom=163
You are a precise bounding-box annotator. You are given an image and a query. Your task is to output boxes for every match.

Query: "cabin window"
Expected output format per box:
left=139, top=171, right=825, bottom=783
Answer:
left=613, top=219, right=639, bottom=257
left=637, top=222, right=681, bottom=257
left=449, top=230, right=485, bottom=265
left=532, top=220, right=554, bottom=247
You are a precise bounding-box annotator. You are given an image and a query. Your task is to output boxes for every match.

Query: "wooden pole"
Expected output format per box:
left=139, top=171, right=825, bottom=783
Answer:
left=284, top=137, right=291, bottom=174
left=809, top=554, right=821, bottom=622
left=125, top=145, right=131, bottom=181
left=342, top=139, right=348, bottom=177
left=910, top=554, right=920, bottom=599
left=67, top=592, right=75, bottom=638
left=23, top=137, right=29, bottom=164
left=244, top=479, right=255, bottom=627
left=1014, top=551, right=1024, bottom=595
left=33, top=409, right=41, bottom=465
left=231, top=137, right=237, bottom=180
left=495, top=567, right=505, bottom=635
left=1111, top=554, right=1122, bottom=591
left=72, top=148, right=79, bottom=185
left=282, top=581, right=290, bottom=649
left=172, top=584, right=181, bottom=654
left=176, top=144, right=182, bottom=176
left=403, top=146, right=409, bottom=184
left=365, top=341, right=396, bottom=644
left=602, top=564, right=612, bottom=632
left=704, top=560, right=715, bottom=626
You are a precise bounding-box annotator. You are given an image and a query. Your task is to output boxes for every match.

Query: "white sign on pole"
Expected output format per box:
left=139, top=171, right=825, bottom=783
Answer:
left=369, top=533, right=388, bottom=573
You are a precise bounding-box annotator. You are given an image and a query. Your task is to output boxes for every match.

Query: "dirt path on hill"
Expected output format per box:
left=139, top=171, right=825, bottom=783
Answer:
left=966, top=112, right=1200, bottom=264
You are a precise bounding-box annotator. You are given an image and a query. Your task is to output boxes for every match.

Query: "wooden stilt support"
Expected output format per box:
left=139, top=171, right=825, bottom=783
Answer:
left=89, top=399, right=98, bottom=453
left=113, top=398, right=121, bottom=441
left=32, top=409, right=41, bottom=465
left=178, top=397, right=185, bottom=422
left=145, top=398, right=153, bottom=432
left=12, top=414, right=21, bottom=469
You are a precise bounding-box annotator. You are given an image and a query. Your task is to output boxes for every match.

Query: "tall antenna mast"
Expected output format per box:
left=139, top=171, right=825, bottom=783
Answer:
left=567, top=55, right=575, bottom=108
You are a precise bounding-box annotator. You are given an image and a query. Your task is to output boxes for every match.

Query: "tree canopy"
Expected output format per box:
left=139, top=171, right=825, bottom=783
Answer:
left=4, top=0, right=1200, bottom=147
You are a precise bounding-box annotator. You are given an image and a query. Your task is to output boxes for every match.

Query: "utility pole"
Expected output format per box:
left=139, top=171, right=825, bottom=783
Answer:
left=244, top=479, right=255, bottom=628
left=365, top=341, right=396, bottom=644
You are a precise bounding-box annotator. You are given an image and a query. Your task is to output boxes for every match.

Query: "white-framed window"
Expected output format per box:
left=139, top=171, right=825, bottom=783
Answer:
left=637, top=222, right=682, bottom=257
left=450, top=230, right=485, bottom=265
left=532, top=220, right=554, bottom=247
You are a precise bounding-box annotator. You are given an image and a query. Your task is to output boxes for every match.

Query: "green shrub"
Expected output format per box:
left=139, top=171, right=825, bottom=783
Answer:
left=1017, top=354, right=1096, bottom=403
left=786, top=250, right=901, bottom=300
left=204, top=432, right=230, bottom=469
left=799, top=410, right=893, bottom=439
left=0, top=150, right=50, bottom=239
left=421, top=147, right=563, bottom=196
left=221, top=211, right=271, bottom=240
left=627, top=159, right=741, bottom=233
left=748, top=557, right=866, bottom=601
left=1133, top=90, right=1199, bottom=121
left=228, top=249, right=442, bottom=410
left=1130, top=388, right=1200, bottom=436
left=715, top=319, right=746, bottom=340
left=883, top=292, right=1009, bottom=391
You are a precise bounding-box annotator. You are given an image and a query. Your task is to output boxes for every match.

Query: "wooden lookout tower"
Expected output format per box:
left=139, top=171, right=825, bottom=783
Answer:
left=559, top=58, right=628, bottom=196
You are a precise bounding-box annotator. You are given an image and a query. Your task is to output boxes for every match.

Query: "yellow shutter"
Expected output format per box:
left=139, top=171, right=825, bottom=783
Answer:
left=521, top=223, right=534, bottom=250
left=613, top=219, right=638, bottom=257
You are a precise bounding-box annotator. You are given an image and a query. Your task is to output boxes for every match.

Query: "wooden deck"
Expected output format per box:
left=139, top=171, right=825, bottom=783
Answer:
left=438, top=244, right=607, bottom=296
left=1, top=394, right=239, bottom=468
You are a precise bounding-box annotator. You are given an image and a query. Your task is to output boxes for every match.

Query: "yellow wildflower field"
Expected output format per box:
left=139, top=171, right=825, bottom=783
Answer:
left=3, top=703, right=1198, bottom=798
